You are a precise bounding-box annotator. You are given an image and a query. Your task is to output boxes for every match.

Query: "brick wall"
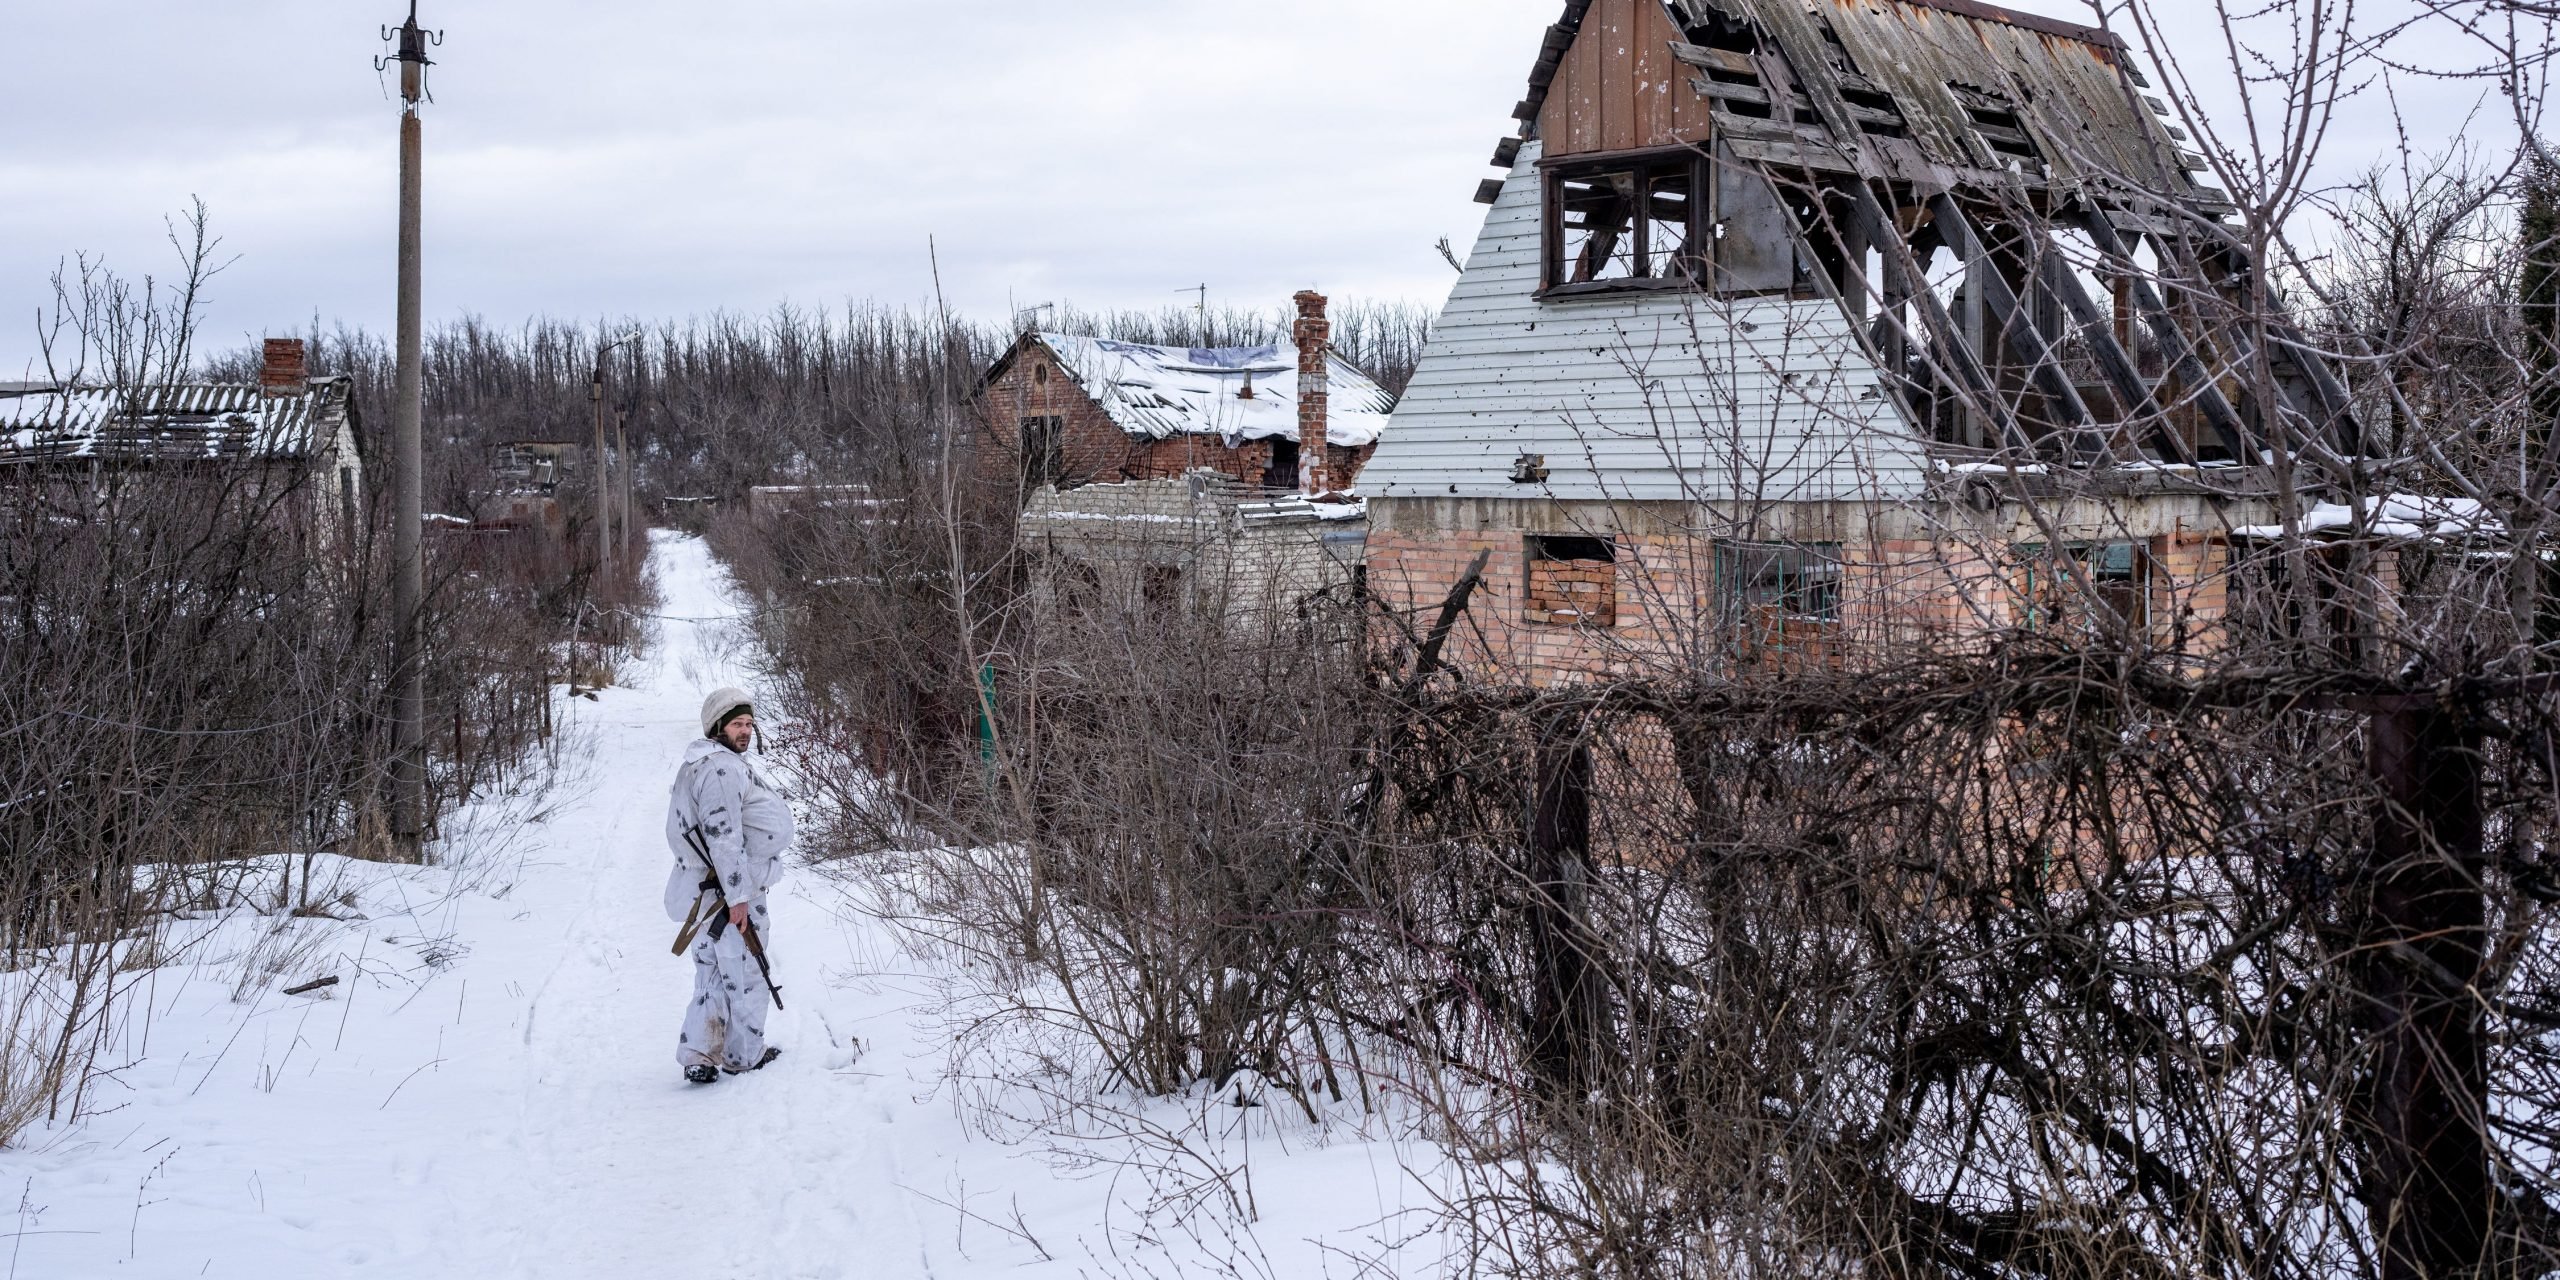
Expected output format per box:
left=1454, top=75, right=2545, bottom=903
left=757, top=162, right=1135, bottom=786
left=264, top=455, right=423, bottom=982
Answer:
left=1367, top=517, right=2241, bottom=687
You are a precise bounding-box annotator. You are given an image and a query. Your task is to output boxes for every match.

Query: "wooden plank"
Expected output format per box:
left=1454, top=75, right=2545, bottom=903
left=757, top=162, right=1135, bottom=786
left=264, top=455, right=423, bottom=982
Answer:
left=1633, top=0, right=1682, bottom=146
left=1667, top=41, right=1757, bottom=75
left=1720, top=132, right=1857, bottom=174
left=2075, top=207, right=2252, bottom=459
left=1692, top=77, right=1770, bottom=106
left=2031, top=236, right=2196, bottom=465
left=1572, top=4, right=1604, bottom=154
left=1607, top=0, right=1638, bottom=151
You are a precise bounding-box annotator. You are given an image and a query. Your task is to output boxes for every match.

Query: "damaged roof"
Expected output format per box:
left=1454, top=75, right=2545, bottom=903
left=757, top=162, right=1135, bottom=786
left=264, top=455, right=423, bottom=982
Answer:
left=1011, top=335, right=1395, bottom=449
left=1509, top=0, right=2215, bottom=205
left=0, top=377, right=359, bottom=467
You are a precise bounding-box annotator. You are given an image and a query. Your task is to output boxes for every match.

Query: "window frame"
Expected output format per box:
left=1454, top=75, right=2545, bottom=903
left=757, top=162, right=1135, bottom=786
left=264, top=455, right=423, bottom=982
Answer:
left=2017, top=541, right=2151, bottom=635
left=1524, top=533, right=1622, bottom=628
left=1540, top=149, right=1708, bottom=299
left=1717, top=541, right=1844, bottom=627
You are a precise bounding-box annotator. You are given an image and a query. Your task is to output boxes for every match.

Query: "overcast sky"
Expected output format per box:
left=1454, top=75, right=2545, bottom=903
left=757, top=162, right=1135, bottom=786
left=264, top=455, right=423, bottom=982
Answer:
left=1, top=0, right=2537, bottom=377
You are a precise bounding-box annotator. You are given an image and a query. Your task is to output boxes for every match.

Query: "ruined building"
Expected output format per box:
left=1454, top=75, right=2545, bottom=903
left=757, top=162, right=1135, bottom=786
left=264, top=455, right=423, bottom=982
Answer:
left=0, top=339, right=365, bottom=545
left=1360, top=0, right=2355, bottom=681
left=980, top=294, right=1393, bottom=616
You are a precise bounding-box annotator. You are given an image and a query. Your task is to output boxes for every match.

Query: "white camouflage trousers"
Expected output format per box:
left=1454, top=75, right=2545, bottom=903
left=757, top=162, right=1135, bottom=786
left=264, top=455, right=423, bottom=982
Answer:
left=677, top=899, right=772, bottom=1073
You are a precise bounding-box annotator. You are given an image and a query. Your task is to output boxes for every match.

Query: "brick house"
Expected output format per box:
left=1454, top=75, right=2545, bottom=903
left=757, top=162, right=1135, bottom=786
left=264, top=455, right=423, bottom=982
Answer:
left=1356, top=0, right=2365, bottom=685
left=974, top=293, right=1395, bottom=503
left=988, top=293, right=1399, bottom=617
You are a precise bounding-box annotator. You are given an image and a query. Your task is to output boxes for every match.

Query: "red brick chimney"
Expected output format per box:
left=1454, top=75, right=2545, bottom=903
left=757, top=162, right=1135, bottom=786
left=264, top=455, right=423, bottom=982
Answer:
left=1292, top=291, right=1331, bottom=495
left=260, top=338, right=308, bottom=396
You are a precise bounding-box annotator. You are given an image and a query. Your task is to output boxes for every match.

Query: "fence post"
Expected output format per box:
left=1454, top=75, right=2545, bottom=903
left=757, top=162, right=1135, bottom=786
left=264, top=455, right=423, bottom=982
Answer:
left=1526, top=710, right=1610, bottom=1096
left=2358, top=703, right=2489, bottom=1280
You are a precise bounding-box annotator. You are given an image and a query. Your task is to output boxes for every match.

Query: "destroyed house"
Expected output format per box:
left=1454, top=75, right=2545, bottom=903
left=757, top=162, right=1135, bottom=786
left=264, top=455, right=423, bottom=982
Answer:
left=998, top=295, right=1389, bottom=619
left=975, top=294, right=1396, bottom=501
left=0, top=340, right=365, bottom=538
left=1360, top=0, right=2351, bottom=680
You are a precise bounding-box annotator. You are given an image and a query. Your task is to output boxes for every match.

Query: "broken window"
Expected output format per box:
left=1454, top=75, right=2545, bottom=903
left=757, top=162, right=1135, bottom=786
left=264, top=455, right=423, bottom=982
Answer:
left=1525, top=534, right=1619, bottom=627
left=1545, top=156, right=1701, bottom=291
left=1719, top=542, right=1841, bottom=625
left=1020, top=416, right=1065, bottom=491
left=2019, top=542, right=2149, bottom=634
left=1718, top=542, right=1843, bottom=669
left=1263, top=439, right=1301, bottom=490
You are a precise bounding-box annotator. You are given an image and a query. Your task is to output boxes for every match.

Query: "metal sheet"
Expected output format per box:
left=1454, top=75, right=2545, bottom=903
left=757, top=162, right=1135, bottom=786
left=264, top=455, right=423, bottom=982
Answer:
left=1709, top=161, right=1798, bottom=293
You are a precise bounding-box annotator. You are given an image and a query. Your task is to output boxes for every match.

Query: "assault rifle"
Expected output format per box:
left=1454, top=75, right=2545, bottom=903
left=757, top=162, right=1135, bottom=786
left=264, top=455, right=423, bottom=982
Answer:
left=671, top=825, right=785, bottom=1010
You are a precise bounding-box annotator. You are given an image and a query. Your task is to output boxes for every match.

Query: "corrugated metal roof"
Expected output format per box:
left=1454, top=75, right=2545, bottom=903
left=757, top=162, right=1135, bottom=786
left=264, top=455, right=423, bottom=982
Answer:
left=0, top=377, right=355, bottom=466
left=1031, top=335, right=1398, bottom=448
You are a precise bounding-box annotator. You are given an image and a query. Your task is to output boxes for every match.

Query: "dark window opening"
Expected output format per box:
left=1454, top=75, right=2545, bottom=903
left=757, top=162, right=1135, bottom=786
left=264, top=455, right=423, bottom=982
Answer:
left=1681, top=11, right=1760, bottom=53
left=1264, top=439, right=1301, bottom=490
left=1020, top=416, right=1065, bottom=491
left=1526, top=534, right=1620, bottom=628
left=2228, top=542, right=2359, bottom=660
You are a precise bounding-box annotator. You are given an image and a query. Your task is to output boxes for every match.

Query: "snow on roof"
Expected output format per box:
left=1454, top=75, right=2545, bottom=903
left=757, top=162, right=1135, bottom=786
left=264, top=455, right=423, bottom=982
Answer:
left=1033, top=334, right=1395, bottom=449
left=0, top=377, right=355, bottom=467
left=2233, top=494, right=2499, bottom=541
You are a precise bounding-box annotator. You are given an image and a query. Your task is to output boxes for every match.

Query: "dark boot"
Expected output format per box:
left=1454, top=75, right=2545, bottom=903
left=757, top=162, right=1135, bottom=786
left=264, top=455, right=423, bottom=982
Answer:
left=684, top=1064, right=720, bottom=1085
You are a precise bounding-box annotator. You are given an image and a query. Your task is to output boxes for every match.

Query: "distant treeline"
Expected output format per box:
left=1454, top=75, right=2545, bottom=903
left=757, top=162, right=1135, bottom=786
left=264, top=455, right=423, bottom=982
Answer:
left=207, top=300, right=1436, bottom=514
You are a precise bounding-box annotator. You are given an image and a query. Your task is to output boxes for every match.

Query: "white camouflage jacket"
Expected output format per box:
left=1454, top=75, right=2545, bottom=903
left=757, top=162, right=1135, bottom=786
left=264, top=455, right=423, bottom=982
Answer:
left=662, top=737, right=795, bottom=923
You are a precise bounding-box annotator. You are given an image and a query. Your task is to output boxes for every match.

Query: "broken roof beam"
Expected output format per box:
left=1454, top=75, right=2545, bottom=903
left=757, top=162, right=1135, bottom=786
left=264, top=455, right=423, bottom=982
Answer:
left=1842, top=181, right=2042, bottom=459
left=2030, top=235, right=2200, bottom=466
left=2075, top=207, right=2255, bottom=461
left=1927, top=194, right=2115, bottom=466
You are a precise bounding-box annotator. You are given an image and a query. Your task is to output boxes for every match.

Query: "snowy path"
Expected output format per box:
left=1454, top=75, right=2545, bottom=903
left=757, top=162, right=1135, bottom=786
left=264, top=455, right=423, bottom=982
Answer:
left=0, top=533, right=1440, bottom=1280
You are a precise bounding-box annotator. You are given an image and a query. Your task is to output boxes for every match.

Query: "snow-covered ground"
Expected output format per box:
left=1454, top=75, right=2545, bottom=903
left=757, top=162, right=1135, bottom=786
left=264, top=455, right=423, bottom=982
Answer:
left=0, top=533, right=1444, bottom=1279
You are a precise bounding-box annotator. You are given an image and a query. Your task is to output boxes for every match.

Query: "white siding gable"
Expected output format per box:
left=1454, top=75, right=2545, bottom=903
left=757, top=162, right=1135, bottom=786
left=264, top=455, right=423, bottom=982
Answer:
left=1361, top=141, right=1931, bottom=504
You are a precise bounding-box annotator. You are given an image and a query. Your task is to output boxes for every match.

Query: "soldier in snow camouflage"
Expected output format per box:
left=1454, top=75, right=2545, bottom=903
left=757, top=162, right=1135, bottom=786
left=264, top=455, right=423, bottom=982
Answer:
left=664, top=687, right=795, bottom=1085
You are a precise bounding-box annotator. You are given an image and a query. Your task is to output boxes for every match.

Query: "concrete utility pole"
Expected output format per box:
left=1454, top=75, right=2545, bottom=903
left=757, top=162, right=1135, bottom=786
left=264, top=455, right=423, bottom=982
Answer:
left=386, top=1, right=439, bottom=859
left=616, top=409, right=634, bottom=555
left=591, top=356, right=612, bottom=590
